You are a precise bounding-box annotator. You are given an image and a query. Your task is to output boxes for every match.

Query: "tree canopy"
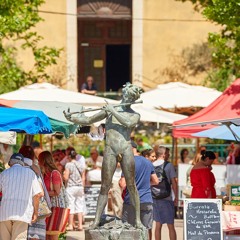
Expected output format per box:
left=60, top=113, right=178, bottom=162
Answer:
left=0, top=0, right=61, bottom=94
left=176, top=0, right=240, bottom=91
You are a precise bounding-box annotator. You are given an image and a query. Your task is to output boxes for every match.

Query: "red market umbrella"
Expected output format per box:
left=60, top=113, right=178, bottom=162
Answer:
left=172, top=78, right=240, bottom=138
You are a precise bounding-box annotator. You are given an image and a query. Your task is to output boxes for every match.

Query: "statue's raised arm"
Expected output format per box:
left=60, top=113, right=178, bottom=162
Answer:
left=63, top=107, right=107, bottom=126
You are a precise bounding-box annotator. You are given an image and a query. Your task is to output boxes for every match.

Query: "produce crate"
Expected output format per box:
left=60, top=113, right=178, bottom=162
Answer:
left=223, top=205, right=240, bottom=211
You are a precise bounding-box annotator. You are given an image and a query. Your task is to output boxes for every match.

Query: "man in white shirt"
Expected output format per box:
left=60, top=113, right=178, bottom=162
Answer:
left=0, top=153, right=41, bottom=240
left=85, top=147, right=103, bottom=169
left=85, top=148, right=103, bottom=185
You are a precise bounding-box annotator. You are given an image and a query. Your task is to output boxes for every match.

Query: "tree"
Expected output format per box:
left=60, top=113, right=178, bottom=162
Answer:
left=0, top=0, right=61, bottom=94
left=176, top=0, right=240, bottom=91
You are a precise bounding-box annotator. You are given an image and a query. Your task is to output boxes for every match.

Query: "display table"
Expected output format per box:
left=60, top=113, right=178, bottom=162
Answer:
left=222, top=211, right=240, bottom=239
left=222, top=211, right=240, bottom=231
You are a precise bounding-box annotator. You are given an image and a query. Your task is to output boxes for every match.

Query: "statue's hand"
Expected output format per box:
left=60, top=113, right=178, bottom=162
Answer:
left=63, top=108, right=73, bottom=121
left=103, top=104, right=115, bottom=113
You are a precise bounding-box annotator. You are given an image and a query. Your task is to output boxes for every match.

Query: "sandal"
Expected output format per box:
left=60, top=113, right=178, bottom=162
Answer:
left=66, top=226, right=74, bottom=231
left=76, top=227, right=83, bottom=231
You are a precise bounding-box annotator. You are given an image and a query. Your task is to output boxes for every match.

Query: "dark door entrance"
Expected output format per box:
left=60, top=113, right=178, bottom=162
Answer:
left=106, top=45, right=130, bottom=92
left=77, top=20, right=132, bottom=92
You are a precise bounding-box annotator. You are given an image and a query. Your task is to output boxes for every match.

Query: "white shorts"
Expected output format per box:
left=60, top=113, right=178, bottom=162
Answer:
left=66, top=186, right=86, bottom=214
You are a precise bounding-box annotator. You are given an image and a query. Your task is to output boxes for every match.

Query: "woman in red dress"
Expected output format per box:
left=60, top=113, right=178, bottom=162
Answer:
left=190, top=150, right=216, bottom=199
left=38, top=151, right=63, bottom=240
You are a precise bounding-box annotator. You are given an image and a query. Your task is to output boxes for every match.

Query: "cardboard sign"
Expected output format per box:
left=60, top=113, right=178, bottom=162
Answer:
left=184, top=199, right=222, bottom=240
left=229, top=185, right=240, bottom=204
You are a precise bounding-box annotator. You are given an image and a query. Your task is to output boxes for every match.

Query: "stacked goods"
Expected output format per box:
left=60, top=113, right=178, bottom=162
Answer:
left=224, top=185, right=240, bottom=211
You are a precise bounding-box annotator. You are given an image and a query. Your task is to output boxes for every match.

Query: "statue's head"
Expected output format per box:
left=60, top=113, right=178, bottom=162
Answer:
left=122, top=82, right=143, bottom=102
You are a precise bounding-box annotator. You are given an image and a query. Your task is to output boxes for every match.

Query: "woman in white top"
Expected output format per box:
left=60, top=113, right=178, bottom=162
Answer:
left=63, top=150, right=85, bottom=231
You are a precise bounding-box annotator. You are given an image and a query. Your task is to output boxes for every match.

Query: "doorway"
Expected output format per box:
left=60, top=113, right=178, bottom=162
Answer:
left=106, top=44, right=131, bottom=92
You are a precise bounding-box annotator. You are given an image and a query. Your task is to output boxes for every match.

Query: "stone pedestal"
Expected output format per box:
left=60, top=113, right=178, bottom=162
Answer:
left=85, top=228, right=148, bottom=240
left=85, top=215, right=149, bottom=240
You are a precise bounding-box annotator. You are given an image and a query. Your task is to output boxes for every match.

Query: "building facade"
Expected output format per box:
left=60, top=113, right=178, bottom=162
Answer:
left=27, top=0, right=219, bottom=92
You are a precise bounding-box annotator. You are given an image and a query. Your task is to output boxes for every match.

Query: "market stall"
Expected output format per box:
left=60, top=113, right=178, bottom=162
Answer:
left=180, top=163, right=240, bottom=239
left=172, top=78, right=240, bottom=138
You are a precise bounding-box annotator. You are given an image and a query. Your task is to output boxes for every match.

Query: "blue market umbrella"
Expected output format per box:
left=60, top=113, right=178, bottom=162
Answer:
left=0, top=100, right=80, bottom=137
left=192, top=123, right=240, bottom=141
left=0, top=107, right=52, bottom=134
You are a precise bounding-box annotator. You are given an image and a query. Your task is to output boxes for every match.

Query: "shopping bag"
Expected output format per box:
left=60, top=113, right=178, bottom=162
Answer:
left=38, top=197, right=52, bottom=220
left=38, top=174, right=52, bottom=220
left=46, top=207, right=70, bottom=235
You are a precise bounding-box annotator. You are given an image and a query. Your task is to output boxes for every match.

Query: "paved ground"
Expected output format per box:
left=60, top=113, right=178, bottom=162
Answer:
left=66, top=219, right=184, bottom=240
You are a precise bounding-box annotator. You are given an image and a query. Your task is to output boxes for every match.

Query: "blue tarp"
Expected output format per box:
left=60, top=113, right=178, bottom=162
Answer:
left=0, top=107, right=52, bottom=134
left=192, top=124, right=240, bottom=141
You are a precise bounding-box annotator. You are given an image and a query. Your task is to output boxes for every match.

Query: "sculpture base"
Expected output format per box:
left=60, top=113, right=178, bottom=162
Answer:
left=85, top=228, right=148, bottom=240
left=85, top=215, right=148, bottom=240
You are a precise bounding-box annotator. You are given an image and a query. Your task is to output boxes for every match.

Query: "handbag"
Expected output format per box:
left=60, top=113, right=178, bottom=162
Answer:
left=38, top=197, right=52, bottom=219
left=46, top=170, right=70, bottom=235
left=50, top=170, right=69, bottom=208
left=38, top=174, right=52, bottom=220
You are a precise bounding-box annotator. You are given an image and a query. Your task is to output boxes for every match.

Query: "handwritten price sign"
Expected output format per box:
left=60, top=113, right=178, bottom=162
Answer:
left=184, top=199, right=222, bottom=240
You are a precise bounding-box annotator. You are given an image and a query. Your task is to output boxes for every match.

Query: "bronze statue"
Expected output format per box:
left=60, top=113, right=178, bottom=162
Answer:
left=64, top=83, right=143, bottom=229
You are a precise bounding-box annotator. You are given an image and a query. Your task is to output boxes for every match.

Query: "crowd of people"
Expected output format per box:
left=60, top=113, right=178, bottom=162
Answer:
left=0, top=140, right=177, bottom=240
left=1, top=137, right=237, bottom=240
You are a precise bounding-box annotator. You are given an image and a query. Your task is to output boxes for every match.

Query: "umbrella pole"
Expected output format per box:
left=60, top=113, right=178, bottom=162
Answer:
left=196, top=138, right=200, bottom=153
left=172, top=137, right=178, bottom=166
left=171, top=136, right=175, bottom=164
left=50, top=135, right=53, bottom=153
left=175, top=138, right=178, bottom=166
left=225, top=123, right=240, bottom=142
left=39, top=135, right=43, bottom=149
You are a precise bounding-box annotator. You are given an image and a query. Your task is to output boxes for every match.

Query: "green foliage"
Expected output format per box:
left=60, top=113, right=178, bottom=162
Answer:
left=204, top=1, right=240, bottom=91
left=0, top=0, right=61, bottom=94
left=175, top=0, right=213, bottom=11
left=176, top=0, right=240, bottom=91
left=58, top=232, right=66, bottom=240
left=0, top=162, right=5, bottom=173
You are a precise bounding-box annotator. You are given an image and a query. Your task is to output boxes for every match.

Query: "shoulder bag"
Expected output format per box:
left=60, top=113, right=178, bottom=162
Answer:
left=38, top=174, right=52, bottom=219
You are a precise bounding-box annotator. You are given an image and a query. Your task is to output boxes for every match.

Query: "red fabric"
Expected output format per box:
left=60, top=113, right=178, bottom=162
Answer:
left=173, top=78, right=240, bottom=138
left=0, top=99, right=19, bottom=107
left=44, top=170, right=62, bottom=192
left=46, top=207, right=70, bottom=235
left=173, top=125, right=215, bottom=138
left=122, top=188, right=126, bottom=200
left=190, top=168, right=216, bottom=198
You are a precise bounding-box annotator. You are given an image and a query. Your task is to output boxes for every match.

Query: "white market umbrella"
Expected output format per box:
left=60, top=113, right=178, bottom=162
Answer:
left=0, top=82, right=188, bottom=129
left=0, top=82, right=118, bottom=107
left=140, top=82, right=222, bottom=109
left=132, top=105, right=186, bottom=124
left=0, top=132, right=16, bottom=145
